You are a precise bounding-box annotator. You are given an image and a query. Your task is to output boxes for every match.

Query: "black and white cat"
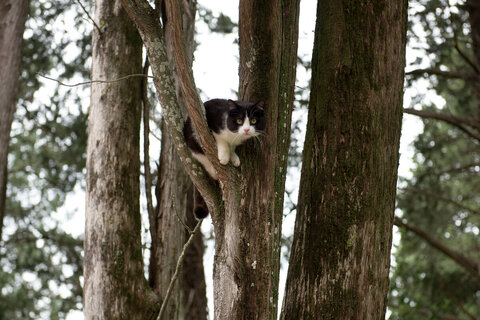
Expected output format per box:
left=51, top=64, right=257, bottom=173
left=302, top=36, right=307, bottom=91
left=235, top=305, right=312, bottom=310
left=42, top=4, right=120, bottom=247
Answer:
left=183, top=98, right=266, bottom=218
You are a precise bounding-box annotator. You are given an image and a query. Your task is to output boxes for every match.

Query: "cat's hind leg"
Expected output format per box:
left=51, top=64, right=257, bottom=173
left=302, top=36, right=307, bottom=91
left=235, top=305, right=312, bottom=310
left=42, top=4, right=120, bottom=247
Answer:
left=192, top=152, right=218, bottom=180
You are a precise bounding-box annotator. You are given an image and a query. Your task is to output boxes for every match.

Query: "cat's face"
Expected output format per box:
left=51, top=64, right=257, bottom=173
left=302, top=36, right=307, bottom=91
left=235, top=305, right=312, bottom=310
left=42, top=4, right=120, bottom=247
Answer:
left=226, top=100, right=266, bottom=138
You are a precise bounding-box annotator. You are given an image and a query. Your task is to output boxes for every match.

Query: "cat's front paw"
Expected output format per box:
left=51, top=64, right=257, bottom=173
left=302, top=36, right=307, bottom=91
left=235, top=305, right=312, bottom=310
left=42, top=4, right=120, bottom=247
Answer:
left=218, top=150, right=230, bottom=165
left=230, top=153, right=240, bottom=167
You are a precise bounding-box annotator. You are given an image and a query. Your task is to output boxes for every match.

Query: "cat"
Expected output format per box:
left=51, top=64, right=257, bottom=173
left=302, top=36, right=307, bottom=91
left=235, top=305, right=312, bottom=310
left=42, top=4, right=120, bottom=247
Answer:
left=183, top=98, right=266, bottom=219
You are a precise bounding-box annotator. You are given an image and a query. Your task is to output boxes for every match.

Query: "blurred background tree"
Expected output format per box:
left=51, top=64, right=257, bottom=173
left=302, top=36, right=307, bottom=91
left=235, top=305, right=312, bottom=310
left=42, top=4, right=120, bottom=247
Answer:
left=390, top=1, right=480, bottom=319
left=0, top=0, right=89, bottom=318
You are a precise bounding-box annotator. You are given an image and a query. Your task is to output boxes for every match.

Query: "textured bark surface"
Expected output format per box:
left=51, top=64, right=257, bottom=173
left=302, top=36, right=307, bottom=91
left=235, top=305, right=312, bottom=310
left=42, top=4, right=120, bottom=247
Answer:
left=0, top=0, right=28, bottom=241
left=281, top=1, right=407, bottom=319
left=208, top=0, right=299, bottom=318
left=120, top=0, right=298, bottom=318
left=148, top=1, right=206, bottom=319
left=84, top=1, right=158, bottom=318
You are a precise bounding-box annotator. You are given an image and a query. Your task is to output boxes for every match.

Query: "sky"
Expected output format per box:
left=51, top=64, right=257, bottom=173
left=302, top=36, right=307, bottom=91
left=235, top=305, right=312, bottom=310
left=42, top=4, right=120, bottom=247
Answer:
left=30, top=0, right=433, bottom=319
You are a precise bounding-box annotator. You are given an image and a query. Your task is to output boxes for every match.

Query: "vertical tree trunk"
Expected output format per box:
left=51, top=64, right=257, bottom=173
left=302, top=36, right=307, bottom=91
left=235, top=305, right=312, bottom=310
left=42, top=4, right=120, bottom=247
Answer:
left=0, top=0, right=28, bottom=241
left=148, top=1, right=207, bottom=318
left=84, top=1, right=158, bottom=318
left=219, top=0, right=300, bottom=318
left=281, top=1, right=407, bottom=319
left=120, top=0, right=299, bottom=318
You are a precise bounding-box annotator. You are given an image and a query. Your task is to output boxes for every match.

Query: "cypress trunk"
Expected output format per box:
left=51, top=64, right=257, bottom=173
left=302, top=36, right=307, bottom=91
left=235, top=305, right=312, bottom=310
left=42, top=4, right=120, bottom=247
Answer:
left=148, top=1, right=207, bottom=318
left=120, top=0, right=299, bottom=318
left=281, top=1, right=407, bottom=319
left=0, top=0, right=28, bottom=241
left=84, top=0, right=158, bottom=318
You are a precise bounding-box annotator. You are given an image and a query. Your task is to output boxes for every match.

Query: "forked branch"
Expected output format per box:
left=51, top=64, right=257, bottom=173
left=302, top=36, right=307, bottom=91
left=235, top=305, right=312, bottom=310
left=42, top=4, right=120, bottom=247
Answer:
left=120, top=0, right=222, bottom=214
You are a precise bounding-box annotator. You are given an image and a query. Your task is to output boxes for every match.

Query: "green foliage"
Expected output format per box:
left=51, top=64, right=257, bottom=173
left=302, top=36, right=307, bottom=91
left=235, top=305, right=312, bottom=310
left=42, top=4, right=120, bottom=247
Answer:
left=0, top=0, right=90, bottom=318
left=389, top=1, right=480, bottom=318
left=198, top=6, right=236, bottom=34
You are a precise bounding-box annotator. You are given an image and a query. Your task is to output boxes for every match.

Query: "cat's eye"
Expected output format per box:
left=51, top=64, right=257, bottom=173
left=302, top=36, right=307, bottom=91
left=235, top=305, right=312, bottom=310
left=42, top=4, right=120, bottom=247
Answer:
left=251, top=119, right=257, bottom=124
left=236, top=119, right=243, bottom=125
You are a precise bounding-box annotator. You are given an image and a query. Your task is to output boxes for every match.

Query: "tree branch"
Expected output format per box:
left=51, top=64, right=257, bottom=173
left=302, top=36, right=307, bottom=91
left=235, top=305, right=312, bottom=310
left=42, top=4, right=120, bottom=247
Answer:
left=403, top=108, right=480, bottom=141
left=405, top=68, right=477, bottom=81
left=400, top=187, right=480, bottom=216
left=163, top=0, right=234, bottom=182
left=394, top=217, right=480, bottom=280
left=75, top=0, right=102, bottom=34
left=156, top=219, right=203, bottom=320
left=37, top=72, right=153, bottom=88
left=434, top=161, right=480, bottom=176
left=120, top=0, right=222, bottom=215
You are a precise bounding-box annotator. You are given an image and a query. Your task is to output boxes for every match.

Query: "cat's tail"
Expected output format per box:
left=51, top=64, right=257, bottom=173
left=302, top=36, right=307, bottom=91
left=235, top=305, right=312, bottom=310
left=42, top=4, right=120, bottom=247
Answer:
left=193, top=186, right=209, bottom=219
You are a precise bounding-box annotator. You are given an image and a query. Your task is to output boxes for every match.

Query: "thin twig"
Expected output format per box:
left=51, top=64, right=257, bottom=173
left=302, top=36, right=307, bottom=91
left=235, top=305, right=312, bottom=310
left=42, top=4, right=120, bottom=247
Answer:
left=156, top=219, right=203, bottom=320
left=76, top=0, right=103, bottom=34
left=171, top=194, right=193, bottom=234
left=37, top=72, right=153, bottom=88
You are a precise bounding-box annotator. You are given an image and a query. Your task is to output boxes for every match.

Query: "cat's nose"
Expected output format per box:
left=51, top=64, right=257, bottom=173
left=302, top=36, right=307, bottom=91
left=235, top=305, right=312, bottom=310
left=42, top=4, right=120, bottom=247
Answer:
left=244, top=128, right=250, bottom=133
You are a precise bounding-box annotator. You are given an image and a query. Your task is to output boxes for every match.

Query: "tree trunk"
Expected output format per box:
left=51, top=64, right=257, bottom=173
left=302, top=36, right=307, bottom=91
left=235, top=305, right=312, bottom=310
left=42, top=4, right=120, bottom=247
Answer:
left=148, top=1, right=207, bottom=318
left=120, top=0, right=299, bottom=318
left=0, top=0, right=28, bottom=241
left=281, top=1, right=407, bottom=319
left=209, top=0, right=299, bottom=318
left=84, top=1, right=158, bottom=318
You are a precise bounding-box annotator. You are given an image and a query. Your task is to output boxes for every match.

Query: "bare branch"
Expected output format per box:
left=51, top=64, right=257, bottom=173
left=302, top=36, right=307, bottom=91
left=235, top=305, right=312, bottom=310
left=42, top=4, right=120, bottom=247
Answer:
left=75, top=0, right=102, bottom=34
left=394, top=217, right=480, bottom=280
left=37, top=72, right=153, bottom=88
left=405, top=68, right=477, bottom=81
left=403, top=108, right=480, bottom=141
left=156, top=219, right=203, bottom=320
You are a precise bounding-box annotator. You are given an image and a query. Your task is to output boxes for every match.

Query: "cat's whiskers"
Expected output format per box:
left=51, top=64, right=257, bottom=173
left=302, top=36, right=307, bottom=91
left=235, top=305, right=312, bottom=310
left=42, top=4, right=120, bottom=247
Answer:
left=231, top=133, right=243, bottom=146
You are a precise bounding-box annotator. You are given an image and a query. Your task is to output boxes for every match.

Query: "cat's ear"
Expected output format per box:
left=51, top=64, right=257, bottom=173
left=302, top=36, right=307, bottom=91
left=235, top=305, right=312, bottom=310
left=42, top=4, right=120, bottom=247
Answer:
left=255, top=101, right=265, bottom=110
left=227, top=99, right=237, bottom=110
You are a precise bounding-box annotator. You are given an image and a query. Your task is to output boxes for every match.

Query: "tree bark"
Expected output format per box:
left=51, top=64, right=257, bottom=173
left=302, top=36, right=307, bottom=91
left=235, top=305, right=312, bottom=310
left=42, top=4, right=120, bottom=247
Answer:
left=0, top=0, right=28, bottom=242
left=120, top=0, right=299, bottom=318
left=281, top=1, right=407, bottom=319
left=148, top=1, right=207, bottom=318
left=84, top=1, right=158, bottom=318
left=228, top=0, right=300, bottom=318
